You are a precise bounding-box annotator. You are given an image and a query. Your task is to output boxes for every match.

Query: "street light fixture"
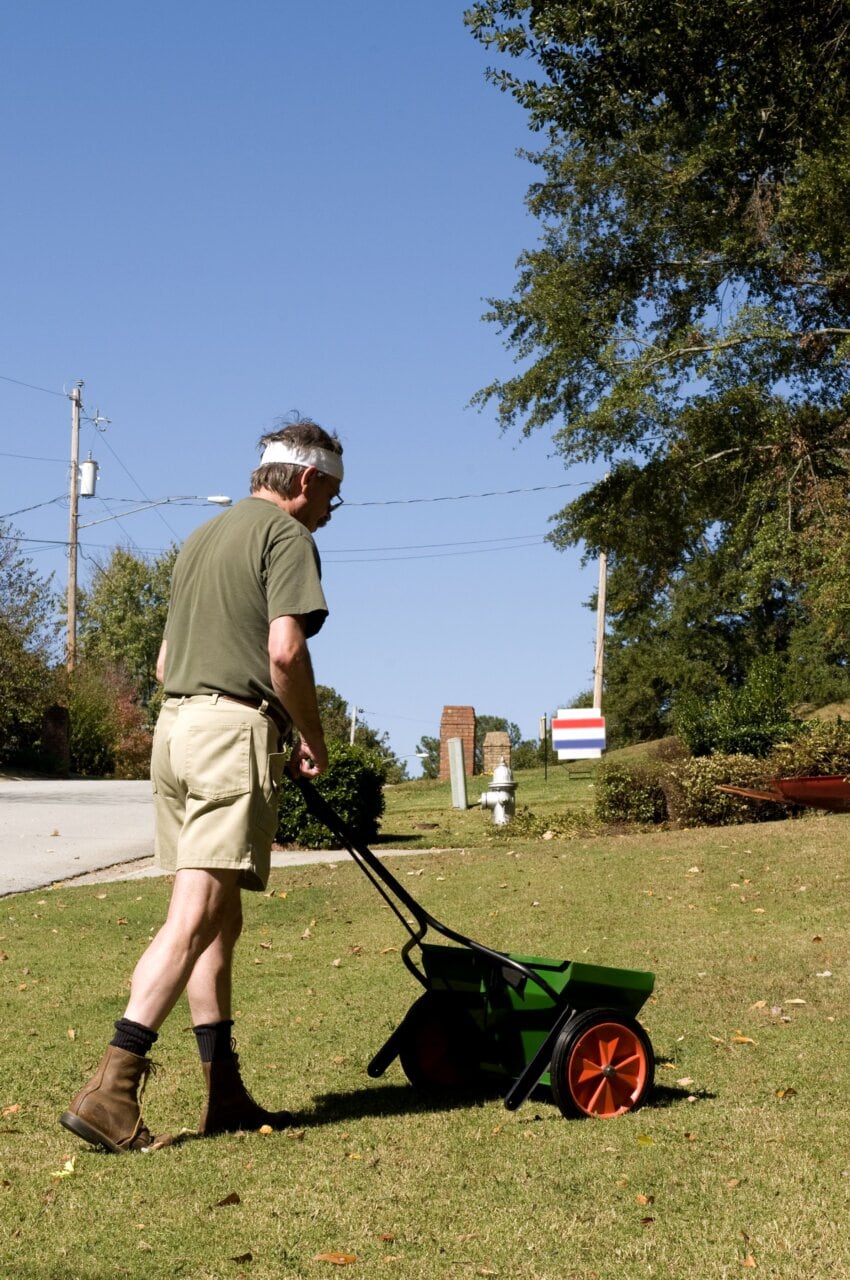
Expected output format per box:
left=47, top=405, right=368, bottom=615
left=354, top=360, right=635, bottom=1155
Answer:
left=77, top=494, right=232, bottom=532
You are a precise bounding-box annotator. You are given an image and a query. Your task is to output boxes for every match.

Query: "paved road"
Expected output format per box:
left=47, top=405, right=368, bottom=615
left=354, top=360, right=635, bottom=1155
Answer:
left=0, top=779, right=155, bottom=896
left=0, top=778, right=427, bottom=897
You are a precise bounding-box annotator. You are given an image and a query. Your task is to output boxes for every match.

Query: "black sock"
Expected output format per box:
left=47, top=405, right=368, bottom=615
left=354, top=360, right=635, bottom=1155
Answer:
left=110, top=1017, right=158, bottom=1058
left=193, top=1020, right=235, bottom=1063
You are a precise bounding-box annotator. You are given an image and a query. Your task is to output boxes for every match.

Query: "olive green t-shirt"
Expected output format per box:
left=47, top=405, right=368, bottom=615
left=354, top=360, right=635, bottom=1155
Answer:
left=163, top=496, right=328, bottom=724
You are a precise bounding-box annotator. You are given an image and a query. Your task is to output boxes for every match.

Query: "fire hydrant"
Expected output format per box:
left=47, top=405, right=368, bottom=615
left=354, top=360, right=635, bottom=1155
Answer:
left=480, top=757, right=517, bottom=825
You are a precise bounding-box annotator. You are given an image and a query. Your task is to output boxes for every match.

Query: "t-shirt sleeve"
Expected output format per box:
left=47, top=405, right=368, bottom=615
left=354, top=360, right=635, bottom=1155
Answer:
left=264, top=527, right=328, bottom=638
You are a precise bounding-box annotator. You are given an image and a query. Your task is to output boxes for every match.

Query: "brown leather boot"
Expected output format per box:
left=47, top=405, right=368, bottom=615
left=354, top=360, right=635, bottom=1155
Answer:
left=59, top=1046, right=156, bottom=1153
left=198, top=1049, right=293, bottom=1135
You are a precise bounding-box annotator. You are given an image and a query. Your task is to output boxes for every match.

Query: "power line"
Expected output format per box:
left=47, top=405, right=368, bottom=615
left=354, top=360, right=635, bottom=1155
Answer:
left=323, top=531, right=546, bottom=554
left=0, top=372, right=66, bottom=398
left=324, top=540, right=549, bottom=564
left=0, top=450, right=67, bottom=463
left=94, top=431, right=181, bottom=543
left=345, top=480, right=587, bottom=507
left=0, top=495, right=66, bottom=519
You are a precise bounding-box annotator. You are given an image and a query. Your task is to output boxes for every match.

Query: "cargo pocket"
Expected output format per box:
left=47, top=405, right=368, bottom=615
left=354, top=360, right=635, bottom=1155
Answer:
left=184, top=723, right=252, bottom=800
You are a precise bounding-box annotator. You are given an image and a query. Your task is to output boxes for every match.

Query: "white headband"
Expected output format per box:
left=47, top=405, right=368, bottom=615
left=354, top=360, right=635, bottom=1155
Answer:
left=260, top=441, right=343, bottom=482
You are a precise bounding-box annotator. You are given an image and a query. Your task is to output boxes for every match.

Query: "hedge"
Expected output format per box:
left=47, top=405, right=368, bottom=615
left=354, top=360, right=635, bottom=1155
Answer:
left=275, top=740, right=386, bottom=849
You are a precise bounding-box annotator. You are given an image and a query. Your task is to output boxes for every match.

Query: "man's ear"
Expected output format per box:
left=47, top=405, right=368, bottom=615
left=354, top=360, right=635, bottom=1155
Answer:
left=299, top=465, right=319, bottom=495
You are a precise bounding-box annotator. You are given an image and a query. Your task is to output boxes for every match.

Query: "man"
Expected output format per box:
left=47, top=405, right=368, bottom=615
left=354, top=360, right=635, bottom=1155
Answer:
left=60, top=416, right=343, bottom=1152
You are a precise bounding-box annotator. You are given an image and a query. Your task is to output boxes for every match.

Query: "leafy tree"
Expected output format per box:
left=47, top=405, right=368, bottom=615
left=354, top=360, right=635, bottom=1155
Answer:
left=414, top=734, right=440, bottom=779
left=67, top=661, right=151, bottom=779
left=511, top=738, right=545, bottom=770
left=0, top=520, right=60, bottom=765
left=77, top=546, right=177, bottom=709
left=672, top=654, right=796, bottom=758
left=316, top=684, right=408, bottom=783
left=466, top=1, right=850, bottom=738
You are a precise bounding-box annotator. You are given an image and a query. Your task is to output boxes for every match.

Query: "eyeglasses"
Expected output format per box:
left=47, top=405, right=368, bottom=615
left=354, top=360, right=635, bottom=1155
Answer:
left=328, top=495, right=344, bottom=512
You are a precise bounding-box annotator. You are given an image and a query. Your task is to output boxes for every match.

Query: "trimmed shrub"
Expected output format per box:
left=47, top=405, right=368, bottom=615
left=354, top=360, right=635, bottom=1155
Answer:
left=673, top=656, right=797, bottom=758
left=594, top=758, right=668, bottom=825
left=662, top=753, right=784, bottom=827
left=276, top=740, right=386, bottom=849
left=765, top=719, right=850, bottom=778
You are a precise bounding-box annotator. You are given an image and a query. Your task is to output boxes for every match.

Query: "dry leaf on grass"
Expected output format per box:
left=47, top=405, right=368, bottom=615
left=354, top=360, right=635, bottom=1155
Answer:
left=213, top=1191, right=241, bottom=1207
left=314, top=1252, right=357, bottom=1265
left=231, top=1253, right=253, bottom=1263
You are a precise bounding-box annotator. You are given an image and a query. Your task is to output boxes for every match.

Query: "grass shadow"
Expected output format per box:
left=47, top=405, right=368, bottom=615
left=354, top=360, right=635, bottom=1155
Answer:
left=296, top=1080, right=508, bottom=1126
left=650, top=1084, right=716, bottom=1109
left=369, top=833, right=423, bottom=846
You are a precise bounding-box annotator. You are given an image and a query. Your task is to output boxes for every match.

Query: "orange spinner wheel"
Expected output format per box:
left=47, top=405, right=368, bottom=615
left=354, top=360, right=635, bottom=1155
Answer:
left=550, top=1008, right=654, bottom=1119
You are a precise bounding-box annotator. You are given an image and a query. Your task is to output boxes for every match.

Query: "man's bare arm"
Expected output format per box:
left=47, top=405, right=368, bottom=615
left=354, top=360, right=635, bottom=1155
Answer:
left=268, top=615, right=328, bottom=777
left=155, top=640, right=167, bottom=684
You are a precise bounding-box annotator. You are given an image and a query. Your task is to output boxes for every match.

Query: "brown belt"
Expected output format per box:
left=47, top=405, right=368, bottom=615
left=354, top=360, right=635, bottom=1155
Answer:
left=219, top=695, right=289, bottom=737
left=172, top=693, right=289, bottom=738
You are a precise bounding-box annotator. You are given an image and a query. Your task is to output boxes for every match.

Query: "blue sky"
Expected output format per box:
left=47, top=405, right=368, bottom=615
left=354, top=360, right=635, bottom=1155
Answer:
left=2, top=2, right=603, bottom=772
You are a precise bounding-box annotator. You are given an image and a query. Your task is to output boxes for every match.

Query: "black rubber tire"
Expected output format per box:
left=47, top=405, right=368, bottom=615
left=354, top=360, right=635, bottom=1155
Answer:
left=550, top=1007, right=654, bottom=1119
left=398, top=992, right=484, bottom=1092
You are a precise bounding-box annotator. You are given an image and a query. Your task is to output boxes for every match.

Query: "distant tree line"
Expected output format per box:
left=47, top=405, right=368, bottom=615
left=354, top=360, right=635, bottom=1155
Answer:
left=0, top=525, right=407, bottom=780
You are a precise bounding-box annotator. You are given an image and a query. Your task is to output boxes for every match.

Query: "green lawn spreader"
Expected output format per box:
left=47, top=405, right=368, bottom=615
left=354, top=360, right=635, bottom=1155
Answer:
left=297, top=780, right=656, bottom=1120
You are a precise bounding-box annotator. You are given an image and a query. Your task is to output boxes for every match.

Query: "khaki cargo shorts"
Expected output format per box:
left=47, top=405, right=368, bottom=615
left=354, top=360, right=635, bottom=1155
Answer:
left=151, top=695, right=289, bottom=892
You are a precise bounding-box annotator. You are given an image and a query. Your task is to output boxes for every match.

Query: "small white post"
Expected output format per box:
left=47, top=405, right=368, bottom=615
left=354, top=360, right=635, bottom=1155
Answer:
left=448, top=737, right=468, bottom=809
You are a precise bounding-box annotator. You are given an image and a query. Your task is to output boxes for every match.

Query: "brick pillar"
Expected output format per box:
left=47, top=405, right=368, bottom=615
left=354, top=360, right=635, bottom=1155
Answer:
left=439, top=706, right=476, bottom=780
left=482, top=731, right=511, bottom=776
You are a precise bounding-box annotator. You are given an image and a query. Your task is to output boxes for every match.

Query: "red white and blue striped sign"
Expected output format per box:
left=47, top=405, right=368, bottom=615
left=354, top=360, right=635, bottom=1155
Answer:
left=552, top=708, right=606, bottom=759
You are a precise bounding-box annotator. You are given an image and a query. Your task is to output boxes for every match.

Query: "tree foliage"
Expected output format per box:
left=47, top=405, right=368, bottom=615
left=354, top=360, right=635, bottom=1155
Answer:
left=466, top=1, right=850, bottom=737
left=414, top=734, right=440, bottom=779
left=77, top=546, right=177, bottom=709
left=0, top=520, right=60, bottom=765
left=66, top=661, right=152, bottom=779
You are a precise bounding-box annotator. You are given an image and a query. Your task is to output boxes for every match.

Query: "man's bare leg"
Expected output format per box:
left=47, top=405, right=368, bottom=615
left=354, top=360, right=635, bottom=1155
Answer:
left=124, top=868, right=242, bottom=1030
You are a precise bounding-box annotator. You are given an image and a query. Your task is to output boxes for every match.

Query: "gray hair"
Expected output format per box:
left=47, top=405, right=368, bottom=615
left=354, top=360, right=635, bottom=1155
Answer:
left=250, top=414, right=343, bottom=499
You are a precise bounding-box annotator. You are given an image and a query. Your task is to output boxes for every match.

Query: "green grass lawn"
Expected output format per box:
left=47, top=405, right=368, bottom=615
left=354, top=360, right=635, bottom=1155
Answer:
left=378, top=762, right=597, bottom=848
left=2, top=807, right=850, bottom=1278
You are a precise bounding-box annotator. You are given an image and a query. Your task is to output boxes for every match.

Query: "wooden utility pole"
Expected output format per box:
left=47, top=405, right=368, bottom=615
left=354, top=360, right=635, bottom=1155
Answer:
left=65, top=382, right=83, bottom=672
left=592, top=548, right=607, bottom=710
